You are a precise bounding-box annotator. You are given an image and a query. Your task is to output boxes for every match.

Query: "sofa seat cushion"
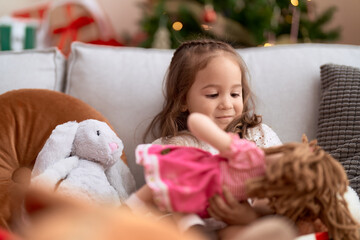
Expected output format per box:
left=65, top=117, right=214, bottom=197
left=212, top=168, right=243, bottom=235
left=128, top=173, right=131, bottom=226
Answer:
left=0, top=89, right=113, bottom=230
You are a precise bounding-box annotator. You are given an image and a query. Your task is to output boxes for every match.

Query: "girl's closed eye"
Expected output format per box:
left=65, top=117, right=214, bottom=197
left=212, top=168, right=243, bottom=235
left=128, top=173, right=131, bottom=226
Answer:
left=206, top=93, right=219, bottom=98
left=231, top=93, right=241, bottom=98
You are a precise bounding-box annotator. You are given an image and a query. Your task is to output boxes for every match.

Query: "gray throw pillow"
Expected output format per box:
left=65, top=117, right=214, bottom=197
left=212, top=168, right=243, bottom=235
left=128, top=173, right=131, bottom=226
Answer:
left=317, top=63, right=360, bottom=196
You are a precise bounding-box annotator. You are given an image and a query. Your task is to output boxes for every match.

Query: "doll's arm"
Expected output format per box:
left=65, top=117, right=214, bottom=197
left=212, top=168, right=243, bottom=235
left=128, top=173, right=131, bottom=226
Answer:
left=187, top=113, right=231, bottom=153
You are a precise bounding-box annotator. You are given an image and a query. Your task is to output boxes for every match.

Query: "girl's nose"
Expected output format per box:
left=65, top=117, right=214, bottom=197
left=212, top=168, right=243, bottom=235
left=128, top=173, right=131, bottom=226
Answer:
left=219, top=97, right=232, bottom=109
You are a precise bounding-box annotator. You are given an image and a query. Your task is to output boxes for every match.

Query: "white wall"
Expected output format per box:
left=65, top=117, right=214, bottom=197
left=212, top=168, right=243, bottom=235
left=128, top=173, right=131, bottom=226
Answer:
left=0, top=0, right=54, bottom=16
left=0, top=0, right=359, bottom=45
left=100, top=0, right=145, bottom=37
left=316, top=0, right=360, bottom=45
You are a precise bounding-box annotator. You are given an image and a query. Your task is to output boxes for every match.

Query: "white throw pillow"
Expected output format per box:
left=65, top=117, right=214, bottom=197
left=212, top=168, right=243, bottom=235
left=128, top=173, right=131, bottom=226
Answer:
left=0, top=48, right=66, bottom=94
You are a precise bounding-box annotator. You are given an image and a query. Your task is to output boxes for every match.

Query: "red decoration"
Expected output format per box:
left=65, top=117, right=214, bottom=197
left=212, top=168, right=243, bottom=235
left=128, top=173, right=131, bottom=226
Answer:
left=0, top=228, right=18, bottom=240
left=12, top=3, right=49, bottom=20
left=127, top=31, right=148, bottom=47
left=315, top=232, right=329, bottom=240
left=45, top=0, right=117, bottom=57
left=48, top=3, right=99, bottom=56
left=295, top=232, right=329, bottom=240
left=203, top=5, right=217, bottom=23
left=52, top=14, right=95, bottom=52
left=88, top=39, right=124, bottom=47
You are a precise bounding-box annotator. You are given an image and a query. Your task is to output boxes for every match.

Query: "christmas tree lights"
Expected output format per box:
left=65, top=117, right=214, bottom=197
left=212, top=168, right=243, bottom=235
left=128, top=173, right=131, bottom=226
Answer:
left=138, top=0, right=340, bottom=49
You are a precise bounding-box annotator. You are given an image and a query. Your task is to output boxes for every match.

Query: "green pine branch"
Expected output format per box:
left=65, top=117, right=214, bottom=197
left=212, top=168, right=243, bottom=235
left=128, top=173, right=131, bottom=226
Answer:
left=138, top=0, right=341, bottom=48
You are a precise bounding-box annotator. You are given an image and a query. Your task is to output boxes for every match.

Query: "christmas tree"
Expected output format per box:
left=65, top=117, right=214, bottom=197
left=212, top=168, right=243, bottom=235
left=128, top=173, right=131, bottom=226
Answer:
left=138, top=0, right=340, bottom=49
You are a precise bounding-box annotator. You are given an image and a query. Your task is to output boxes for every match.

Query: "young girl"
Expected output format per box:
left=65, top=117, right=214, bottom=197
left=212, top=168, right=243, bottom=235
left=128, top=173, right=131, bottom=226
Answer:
left=140, top=39, right=281, bottom=227
left=132, top=113, right=359, bottom=240
left=135, top=112, right=273, bottom=217
left=126, top=39, right=359, bottom=240
left=145, top=39, right=281, bottom=151
left=131, top=112, right=285, bottom=239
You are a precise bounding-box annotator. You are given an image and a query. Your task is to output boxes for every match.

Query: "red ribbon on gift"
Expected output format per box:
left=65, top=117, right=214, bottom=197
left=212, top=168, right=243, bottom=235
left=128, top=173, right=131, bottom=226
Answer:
left=51, top=4, right=95, bottom=54
left=52, top=16, right=94, bottom=51
left=12, top=3, right=49, bottom=19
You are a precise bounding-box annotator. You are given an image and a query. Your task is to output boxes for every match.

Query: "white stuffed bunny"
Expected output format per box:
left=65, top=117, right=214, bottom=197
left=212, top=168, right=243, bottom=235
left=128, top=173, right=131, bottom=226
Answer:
left=31, top=119, right=136, bottom=206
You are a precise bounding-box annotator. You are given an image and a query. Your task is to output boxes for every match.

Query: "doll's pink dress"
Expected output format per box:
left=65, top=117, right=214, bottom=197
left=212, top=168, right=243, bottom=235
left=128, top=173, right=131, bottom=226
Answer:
left=136, top=134, right=265, bottom=217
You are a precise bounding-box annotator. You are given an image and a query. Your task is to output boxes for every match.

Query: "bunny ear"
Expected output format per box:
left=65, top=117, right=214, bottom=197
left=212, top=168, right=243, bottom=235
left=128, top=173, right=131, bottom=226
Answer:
left=32, top=121, right=79, bottom=178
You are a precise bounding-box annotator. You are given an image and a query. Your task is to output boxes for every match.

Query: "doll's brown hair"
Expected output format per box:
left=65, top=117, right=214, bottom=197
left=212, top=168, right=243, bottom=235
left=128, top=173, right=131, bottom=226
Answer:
left=144, top=39, right=261, bottom=141
left=246, top=137, right=360, bottom=240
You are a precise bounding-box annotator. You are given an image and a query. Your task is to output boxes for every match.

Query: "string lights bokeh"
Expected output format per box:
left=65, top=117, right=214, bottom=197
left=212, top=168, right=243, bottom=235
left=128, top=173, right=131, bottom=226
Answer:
left=172, top=21, right=183, bottom=31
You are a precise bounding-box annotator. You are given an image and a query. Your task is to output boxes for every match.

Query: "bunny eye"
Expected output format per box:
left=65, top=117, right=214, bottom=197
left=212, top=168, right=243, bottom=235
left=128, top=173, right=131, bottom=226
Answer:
left=96, top=130, right=100, bottom=136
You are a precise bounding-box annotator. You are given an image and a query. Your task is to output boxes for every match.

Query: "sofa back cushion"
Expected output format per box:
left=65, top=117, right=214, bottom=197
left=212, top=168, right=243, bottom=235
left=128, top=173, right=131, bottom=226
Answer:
left=66, top=42, right=360, bottom=187
left=316, top=63, right=360, bottom=196
left=0, top=48, right=66, bottom=94
left=238, top=44, right=360, bottom=145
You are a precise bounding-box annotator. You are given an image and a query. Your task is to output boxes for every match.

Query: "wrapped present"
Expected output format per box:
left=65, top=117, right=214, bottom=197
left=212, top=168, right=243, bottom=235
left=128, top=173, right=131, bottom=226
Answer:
left=39, top=0, right=116, bottom=56
left=12, top=1, right=50, bottom=20
left=0, top=16, right=38, bottom=51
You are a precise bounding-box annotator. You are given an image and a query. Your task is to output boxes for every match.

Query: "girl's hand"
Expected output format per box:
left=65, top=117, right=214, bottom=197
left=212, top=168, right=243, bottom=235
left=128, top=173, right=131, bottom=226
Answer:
left=207, top=186, right=258, bottom=225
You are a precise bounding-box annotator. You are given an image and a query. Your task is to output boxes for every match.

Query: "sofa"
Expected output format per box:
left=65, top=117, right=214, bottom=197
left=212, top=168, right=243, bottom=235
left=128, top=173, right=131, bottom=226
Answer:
left=1, top=42, right=360, bottom=231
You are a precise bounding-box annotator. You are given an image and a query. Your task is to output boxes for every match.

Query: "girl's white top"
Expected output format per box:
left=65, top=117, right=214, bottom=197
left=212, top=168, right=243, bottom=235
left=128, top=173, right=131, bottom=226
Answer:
left=152, top=123, right=282, bottom=151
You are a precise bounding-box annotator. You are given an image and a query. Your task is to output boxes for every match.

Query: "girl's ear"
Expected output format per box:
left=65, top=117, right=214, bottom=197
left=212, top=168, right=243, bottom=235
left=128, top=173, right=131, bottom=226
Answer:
left=180, top=99, right=188, bottom=112
left=180, top=105, right=188, bottom=112
left=180, top=95, right=188, bottom=112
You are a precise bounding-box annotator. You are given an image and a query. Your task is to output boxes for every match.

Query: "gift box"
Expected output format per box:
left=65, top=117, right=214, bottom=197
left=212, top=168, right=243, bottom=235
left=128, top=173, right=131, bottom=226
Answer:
left=12, top=2, right=50, bottom=20
left=39, top=0, right=116, bottom=56
left=0, top=16, right=38, bottom=51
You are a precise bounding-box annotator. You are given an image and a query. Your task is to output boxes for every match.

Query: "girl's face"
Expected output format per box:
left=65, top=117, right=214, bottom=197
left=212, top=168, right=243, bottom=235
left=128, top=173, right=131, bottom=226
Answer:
left=185, top=55, right=244, bottom=130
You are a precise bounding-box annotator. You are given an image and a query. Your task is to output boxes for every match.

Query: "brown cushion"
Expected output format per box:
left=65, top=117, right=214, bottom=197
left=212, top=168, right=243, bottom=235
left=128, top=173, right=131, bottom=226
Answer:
left=0, top=89, right=124, bottom=230
left=316, top=64, right=360, bottom=197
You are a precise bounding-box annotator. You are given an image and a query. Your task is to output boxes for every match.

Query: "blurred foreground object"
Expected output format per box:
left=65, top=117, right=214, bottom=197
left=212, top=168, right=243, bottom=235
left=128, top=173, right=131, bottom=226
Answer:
left=23, top=187, right=203, bottom=240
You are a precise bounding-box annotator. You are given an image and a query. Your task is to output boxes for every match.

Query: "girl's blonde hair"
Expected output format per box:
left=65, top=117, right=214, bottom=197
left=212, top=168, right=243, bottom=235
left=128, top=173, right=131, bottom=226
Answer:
left=144, top=39, right=261, bottom=141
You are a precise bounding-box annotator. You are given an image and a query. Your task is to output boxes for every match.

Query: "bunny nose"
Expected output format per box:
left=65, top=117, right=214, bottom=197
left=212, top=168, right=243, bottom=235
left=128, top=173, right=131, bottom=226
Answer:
left=109, top=142, right=119, bottom=152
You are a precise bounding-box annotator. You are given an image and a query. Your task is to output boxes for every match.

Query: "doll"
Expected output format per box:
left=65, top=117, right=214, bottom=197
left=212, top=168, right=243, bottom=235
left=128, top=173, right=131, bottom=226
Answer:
left=135, top=113, right=359, bottom=240
left=245, top=135, right=360, bottom=240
